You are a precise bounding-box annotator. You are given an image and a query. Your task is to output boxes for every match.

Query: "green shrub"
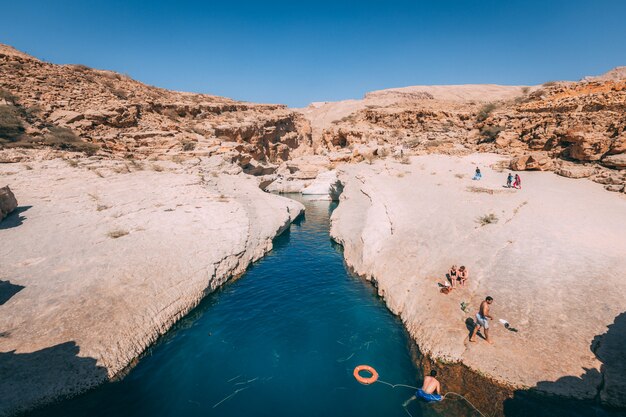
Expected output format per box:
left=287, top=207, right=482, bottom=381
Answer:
left=0, top=105, right=25, bottom=141
left=476, top=103, right=496, bottom=122
left=479, top=125, right=504, bottom=142
left=44, top=126, right=99, bottom=155
left=0, top=89, right=18, bottom=104
left=477, top=213, right=499, bottom=226
left=71, top=64, right=91, bottom=72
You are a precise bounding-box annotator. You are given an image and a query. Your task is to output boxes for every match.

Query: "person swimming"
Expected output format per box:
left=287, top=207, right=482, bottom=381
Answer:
left=415, top=370, right=442, bottom=402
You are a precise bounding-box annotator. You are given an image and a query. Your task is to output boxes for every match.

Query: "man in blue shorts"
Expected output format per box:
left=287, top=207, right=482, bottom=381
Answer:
left=470, top=296, right=494, bottom=344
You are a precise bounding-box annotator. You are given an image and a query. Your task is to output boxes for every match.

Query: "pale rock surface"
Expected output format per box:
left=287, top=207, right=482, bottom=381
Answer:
left=601, top=153, right=626, bottom=169
left=0, top=159, right=303, bottom=416
left=330, top=154, right=626, bottom=406
left=301, top=170, right=338, bottom=196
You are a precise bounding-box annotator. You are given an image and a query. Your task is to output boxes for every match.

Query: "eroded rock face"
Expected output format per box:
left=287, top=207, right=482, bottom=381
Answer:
left=299, top=71, right=626, bottom=193
left=0, top=44, right=312, bottom=163
left=601, top=153, right=626, bottom=169
left=0, top=159, right=304, bottom=416
left=563, top=130, right=612, bottom=161
left=0, top=185, right=17, bottom=220
left=555, top=162, right=597, bottom=179
left=330, top=154, right=626, bottom=411
left=510, top=152, right=553, bottom=171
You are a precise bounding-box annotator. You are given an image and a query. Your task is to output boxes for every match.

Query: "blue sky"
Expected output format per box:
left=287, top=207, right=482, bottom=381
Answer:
left=1, top=0, right=625, bottom=107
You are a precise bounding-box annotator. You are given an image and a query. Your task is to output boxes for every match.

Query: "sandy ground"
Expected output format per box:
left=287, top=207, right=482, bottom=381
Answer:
left=330, top=153, right=626, bottom=407
left=0, top=158, right=303, bottom=416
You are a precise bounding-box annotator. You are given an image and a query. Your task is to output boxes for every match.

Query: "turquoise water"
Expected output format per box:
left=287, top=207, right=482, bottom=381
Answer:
left=26, top=196, right=430, bottom=417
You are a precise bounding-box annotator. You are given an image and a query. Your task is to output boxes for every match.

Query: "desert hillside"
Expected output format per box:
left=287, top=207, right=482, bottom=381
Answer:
left=300, top=70, right=626, bottom=193
left=0, top=44, right=312, bottom=165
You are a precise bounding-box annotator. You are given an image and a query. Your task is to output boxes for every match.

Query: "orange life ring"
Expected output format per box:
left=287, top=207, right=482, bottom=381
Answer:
left=353, top=365, right=379, bottom=385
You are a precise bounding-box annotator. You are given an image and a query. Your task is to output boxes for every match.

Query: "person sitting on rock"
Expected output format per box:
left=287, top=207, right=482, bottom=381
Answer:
left=506, top=173, right=513, bottom=187
left=513, top=174, right=521, bottom=189
left=458, top=266, right=468, bottom=287
left=448, top=265, right=458, bottom=288
left=470, top=296, right=494, bottom=344
left=472, top=167, right=482, bottom=180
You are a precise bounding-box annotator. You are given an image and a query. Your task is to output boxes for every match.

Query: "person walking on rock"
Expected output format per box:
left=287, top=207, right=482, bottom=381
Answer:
left=513, top=174, right=521, bottom=189
left=506, top=173, right=513, bottom=188
left=470, top=296, right=494, bottom=344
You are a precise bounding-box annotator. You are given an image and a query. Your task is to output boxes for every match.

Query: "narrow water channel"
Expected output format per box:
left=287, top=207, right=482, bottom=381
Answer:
left=25, top=196, right=436, bottom=417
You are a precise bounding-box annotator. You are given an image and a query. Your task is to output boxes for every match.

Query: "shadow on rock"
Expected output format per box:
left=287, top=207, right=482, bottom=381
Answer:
left=0, top=280, right=24, bottom=305
left=0, top=206, right=32, bottom=230
left=503, top=312, right=626, bottom=417
left=0, top=341, right=108, bottom=416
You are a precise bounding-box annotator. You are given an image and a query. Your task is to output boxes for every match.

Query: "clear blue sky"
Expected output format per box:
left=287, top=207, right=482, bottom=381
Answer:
left=1, top=0, right=625, bottom=107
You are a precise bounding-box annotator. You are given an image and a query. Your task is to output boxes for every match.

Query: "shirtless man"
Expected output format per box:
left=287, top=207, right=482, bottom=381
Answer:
left=470, top=296, right=494, bottom=344
left=406, top=369, right=442, bottom=405
left=458, top=266, right=468, bottom=287
left=421, top=370, right=441, bottom=396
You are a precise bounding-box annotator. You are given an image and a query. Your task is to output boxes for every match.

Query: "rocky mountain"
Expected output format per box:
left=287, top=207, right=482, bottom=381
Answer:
left=302, top=71, right=625, bottom=193
left=2, top=44, right=623, bottom=192
left=0, top=44, right=312, bottom=166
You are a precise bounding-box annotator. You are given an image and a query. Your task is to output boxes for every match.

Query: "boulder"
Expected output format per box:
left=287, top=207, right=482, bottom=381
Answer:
left=302, top=170, right=338, bottom=196
left=48, top=110, right=84, bottom=124
left=601, top=153, right=626, bottom=169
left=607, top=133, right=626, bottom=155
left=0, top=185, right=18, bottom=220
left=510, top=153, right=553, bottom=171
left=494, top=131, right=519, bottom=148
left=564, top=131, right=611, bottom=161
left=604, top=184, right=625, bottom=193
left=555, top=163, right=597, bottom=179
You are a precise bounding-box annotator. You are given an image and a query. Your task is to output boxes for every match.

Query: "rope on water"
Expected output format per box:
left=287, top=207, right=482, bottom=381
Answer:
left=374, top=379, right=488, bottom=417
left=376, top=379, right=420, bottom=390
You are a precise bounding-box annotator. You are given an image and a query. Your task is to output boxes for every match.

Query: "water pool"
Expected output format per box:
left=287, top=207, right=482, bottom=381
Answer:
left=26, top=196, right=434, bottom=417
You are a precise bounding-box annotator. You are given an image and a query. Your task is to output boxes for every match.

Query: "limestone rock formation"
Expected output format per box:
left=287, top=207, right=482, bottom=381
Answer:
left=0, top=158, right=303, bottom=415
left=0, top=44, right=312, bottom=164
left=509, top=152, right=553, bottom=171
left=0, top=185, right=17, bottom=220
left=330, top=154, right=626, bottom=412
left=298, top=69, right=626, bottom=193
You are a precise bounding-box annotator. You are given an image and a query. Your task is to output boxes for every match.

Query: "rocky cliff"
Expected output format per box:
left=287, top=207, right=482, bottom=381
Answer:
left=0, top=44, right=312, bottom=165
left=301, top=71, right=625, bottom=193
left=330, top=154, right=626, bottom=414
left=0, top=158, right=303, bottom=416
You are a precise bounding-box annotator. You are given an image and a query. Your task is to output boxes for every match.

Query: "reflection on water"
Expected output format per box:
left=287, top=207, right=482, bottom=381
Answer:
left=25, top=196, right=433, bottom=417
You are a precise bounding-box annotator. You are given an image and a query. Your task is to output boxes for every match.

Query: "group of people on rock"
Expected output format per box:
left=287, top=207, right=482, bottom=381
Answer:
left=439, top=266, right=496, bottom=345
left=471, top=166, right=522, bottom=189
left=506, top=172, right=522, bottom=189
left=447, top=265, right=468, bottom=288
